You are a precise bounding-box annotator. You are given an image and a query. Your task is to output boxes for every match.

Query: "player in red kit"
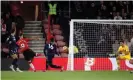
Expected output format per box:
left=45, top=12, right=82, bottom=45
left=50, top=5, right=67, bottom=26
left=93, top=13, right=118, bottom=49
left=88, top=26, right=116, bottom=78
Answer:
left=16, top=33, right=40, bottom=72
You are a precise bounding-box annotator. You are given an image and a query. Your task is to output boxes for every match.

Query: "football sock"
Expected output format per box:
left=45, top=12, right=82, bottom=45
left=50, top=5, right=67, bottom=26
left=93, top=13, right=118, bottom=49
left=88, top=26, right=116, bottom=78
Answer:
left=12, top=59, right=18, bottom=68
left=29, top=62, right=35, bottom=71
left=116, top=57, right=120, bottom=69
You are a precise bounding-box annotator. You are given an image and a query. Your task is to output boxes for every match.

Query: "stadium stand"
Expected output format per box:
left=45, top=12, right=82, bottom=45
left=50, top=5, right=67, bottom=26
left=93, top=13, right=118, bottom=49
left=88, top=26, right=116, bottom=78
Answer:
left=1, top=1, right=133, bottom=58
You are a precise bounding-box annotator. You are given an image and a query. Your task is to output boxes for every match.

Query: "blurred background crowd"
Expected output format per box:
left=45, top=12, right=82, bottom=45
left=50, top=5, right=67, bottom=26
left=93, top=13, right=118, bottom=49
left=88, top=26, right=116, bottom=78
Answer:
left=1, top=1, right=133, bottom=58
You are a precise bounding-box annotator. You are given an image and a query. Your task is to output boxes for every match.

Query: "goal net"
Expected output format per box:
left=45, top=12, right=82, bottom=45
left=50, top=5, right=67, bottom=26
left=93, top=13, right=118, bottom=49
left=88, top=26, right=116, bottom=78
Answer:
left=67, top=20, right=133, bottom=71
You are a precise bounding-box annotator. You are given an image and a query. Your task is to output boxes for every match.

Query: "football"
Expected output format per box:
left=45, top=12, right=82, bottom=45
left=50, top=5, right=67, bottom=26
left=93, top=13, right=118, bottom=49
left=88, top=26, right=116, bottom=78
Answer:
left=63, top=46, right=68, bottom=52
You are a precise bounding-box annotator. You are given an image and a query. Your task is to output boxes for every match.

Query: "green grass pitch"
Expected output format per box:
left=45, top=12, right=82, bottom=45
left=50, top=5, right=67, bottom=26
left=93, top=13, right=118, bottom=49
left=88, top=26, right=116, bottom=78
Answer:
left=1, top=71, right=133, bottom=80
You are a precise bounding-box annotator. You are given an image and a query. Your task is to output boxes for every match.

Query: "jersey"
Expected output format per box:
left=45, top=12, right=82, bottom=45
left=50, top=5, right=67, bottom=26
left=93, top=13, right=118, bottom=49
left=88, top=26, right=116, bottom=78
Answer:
left=16, top=38, right=30, bottom=53
left=44, top=43, right=58, bottom=56
left=6, top=35, right=18, bottom=54
left=118, top=45, right=131, bottom=60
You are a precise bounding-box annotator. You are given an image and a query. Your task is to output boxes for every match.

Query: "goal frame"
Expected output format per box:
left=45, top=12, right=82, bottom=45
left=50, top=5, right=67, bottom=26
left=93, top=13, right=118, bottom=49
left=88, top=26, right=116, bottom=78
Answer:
left=68, top=19, right=133, bottom=71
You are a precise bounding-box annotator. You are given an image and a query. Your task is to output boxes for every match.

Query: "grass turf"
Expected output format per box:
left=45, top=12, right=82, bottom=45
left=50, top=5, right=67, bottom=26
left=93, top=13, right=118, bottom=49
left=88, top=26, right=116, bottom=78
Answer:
left=1, top=71, right=133, bottom=80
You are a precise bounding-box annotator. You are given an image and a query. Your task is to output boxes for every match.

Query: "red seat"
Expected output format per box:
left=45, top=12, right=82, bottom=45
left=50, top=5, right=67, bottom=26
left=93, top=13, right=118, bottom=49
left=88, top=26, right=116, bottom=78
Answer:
left=44, top=24, right=48, bottom=29
left=45, top=29, right=48, bottom=33
left=58, top=47, right=64, bottom=53
left=60, top=53, right=68, bottom=57
left=52, top=25, right=60, bottom=29
left=19, top=54, right=24, bottom=58
left=56, top=41, right=66, bottom=47
left=2, top=48, right=9, bottom=53
left=55, top=35, right=64, bottom=41
left=53, top=29, right=62, bottom=35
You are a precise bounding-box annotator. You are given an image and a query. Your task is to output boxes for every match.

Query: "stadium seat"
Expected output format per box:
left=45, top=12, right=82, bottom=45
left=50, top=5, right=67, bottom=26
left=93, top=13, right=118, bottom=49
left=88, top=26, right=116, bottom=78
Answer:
left=45, top=29, right=48, bottom=33
left=2, top=48, right=9, bottom=53
left=58, top=47, right=64, bottom=53
left=53, top=29, right=62, bottom=35
left=19, top=54, right=24, bottom=58
left=52, top=25, right=60, bottom=29
left=55, top=35, right=64, bottom=41
left=56, top=41, right=66, bottom=47
left=60, top=53, right=68, bottom=57
left=44, top=24, right=48, bottom=29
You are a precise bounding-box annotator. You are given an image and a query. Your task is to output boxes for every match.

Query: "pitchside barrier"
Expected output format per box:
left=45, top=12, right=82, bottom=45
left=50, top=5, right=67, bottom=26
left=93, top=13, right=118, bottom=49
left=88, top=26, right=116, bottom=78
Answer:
left=1, top=57, right=133, bottom=71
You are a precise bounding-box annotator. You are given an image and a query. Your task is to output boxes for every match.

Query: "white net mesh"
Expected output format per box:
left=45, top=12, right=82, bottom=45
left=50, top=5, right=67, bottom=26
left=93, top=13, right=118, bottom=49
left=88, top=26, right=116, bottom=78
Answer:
left=67, top=20, right=133, bottom=71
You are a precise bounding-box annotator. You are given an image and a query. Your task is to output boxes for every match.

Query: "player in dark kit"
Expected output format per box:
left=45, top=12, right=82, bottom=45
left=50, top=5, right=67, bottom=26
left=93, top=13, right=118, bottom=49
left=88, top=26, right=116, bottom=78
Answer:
left=6, top=28, right=23, bottom=72
left=16, top=33, right=40, bottom=72
left=44, top=38, right=63, bottom=71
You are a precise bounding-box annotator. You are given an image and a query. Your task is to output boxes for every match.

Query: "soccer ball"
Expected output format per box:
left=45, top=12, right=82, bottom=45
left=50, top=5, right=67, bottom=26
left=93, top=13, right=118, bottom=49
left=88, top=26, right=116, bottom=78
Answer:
left=63, top=46, right=68, bottom=53
left=63, top=46, right=79, bottom=54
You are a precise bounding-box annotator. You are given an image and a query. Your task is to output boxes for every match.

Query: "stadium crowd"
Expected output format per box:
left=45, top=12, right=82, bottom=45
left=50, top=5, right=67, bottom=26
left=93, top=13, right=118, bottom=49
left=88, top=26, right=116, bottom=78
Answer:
left=71, top=1, right=133, bottom=57
left=1, top=1, right=133, bottom=58
left=71, top=1, right=133, bottom=19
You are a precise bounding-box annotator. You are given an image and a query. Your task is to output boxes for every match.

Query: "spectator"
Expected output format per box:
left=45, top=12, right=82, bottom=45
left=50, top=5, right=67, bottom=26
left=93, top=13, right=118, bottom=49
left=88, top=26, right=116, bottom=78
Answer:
left=116, top=1, right=124, bottom=12
left=114, top=12, right=122, bottom=19
left=125, top=39, right=131, bottom=50
left=1, top=19, right=8, bottom=43
left=1, top=19, right=6, bottom=35
left=101, top=5, right=109, bottom=19
left=112, top=40, right=119, bottom=54
left=15, top=15, right=25, bottom=30
left=130, top=10, right=133, bottom=19
left=4, top=12, right=13, bottom=35
left=112, top=6, right=117, bottom=12
left=121, top=8, right=125, bottom=16
left=122, top=13, right=128, bottom=19
left=97, top=10, right=102, bottom=19
left=88, top=2, right=97, bottom=19
left=108, top=2, right=114, bottom=12
left=48, top=2, right=58, bottom=25
left=109, top=6, right=117, bottom=19
left=14, top=15, right=25, bottom=41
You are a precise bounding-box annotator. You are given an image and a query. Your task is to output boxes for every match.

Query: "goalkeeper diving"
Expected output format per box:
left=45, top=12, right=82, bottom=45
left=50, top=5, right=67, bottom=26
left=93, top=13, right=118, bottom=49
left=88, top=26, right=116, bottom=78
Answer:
left=110, top=40, right=133, bottom=73
left=63, top=45, right=79, bottom=54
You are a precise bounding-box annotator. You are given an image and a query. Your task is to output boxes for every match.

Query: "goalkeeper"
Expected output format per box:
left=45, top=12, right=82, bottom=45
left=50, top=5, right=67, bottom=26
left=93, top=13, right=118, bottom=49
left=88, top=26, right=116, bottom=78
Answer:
left=63, top=45, right=79, bottom=54
left=114, top=40, right=133, bottom=72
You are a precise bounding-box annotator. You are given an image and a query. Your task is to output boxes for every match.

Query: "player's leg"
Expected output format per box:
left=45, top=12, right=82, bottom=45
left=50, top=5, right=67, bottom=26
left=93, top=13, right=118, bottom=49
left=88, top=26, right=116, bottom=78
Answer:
left=9, top=48, right=22, bottom=72
left=28, top=59, right=36, bottom=72
left=116, top=55, right=126, bottom=70
left=116, top=56, right=121, bottom=70
left=48, top=54, right=63, bottom=71
left=10, top=53, right=18, bottom=72
left=46, top=59, right=49, bottom=70
left=10, top=54, right=23, bottom=72
left=23, top=49, right=36, bottom=72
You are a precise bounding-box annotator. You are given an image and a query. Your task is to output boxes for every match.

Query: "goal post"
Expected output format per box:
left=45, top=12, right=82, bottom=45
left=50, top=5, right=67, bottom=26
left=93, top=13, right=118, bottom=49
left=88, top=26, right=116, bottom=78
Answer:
left=67, top=20, right=133, bottom=71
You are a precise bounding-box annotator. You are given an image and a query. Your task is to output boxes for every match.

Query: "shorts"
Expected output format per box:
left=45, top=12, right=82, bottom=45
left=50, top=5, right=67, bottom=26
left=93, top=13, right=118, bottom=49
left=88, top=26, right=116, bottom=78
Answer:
left=23, top=49, right=36, bottom=61
left=9, top=48, right=18, bottom=55
left=119, top=55, right=131, bottom=60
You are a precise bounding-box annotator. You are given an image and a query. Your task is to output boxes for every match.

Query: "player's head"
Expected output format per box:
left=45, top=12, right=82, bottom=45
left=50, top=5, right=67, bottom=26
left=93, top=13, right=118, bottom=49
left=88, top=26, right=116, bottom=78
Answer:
left=19, top=33, right=23, bottom=39
left=120, top=40, right=125, bottom=46
left=11, top=28, right=16, bottom=35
